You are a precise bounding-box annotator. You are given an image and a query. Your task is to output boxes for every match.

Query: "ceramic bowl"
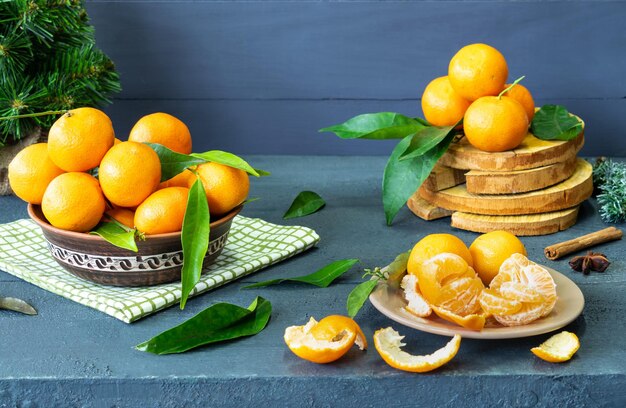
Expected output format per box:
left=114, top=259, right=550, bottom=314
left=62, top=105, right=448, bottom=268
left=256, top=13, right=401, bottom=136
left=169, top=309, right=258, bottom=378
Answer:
left=27, top=204, right=242, bottom=287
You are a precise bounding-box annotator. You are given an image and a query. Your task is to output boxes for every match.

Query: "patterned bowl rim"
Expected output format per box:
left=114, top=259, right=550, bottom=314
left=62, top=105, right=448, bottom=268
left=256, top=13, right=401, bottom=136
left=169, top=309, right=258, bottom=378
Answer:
left=27, top=203, right=243, bottom=242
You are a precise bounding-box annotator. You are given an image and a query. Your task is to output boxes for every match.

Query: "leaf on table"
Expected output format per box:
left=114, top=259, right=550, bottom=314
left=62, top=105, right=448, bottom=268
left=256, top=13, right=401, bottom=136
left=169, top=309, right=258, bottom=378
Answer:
left=191, top=150, right=266, bottom=177
left=243, top=259, right=359, bottom=289
left=399, top=121, right=459, bottom=161
left=383, top=131, right=456, bottom=225
left=135, top=297, right=272, bottom=355
left=319, top=112, right=428, bottom=140
left=346, top=280, right=378, bottom=318
left=90, top=222, right=138, bottom=252
left=180, top=177, right=210, bottom=310
left=530, top=105, right=583, bottom=141
left=283, top=191, right=326, bottom=220
left=0, top=297, right=37, bottom=315
left=146, top=143, right=205, bottom=182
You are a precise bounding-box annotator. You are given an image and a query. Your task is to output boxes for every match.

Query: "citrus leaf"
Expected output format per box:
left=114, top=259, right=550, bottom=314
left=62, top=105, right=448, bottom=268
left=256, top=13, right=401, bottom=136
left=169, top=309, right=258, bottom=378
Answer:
left=385, top=250, right=411, bottom=289
left=90, top=222, right=138, bottom=252
left=399, top=121, right=459, bottom=161
left=531, top=105, right=583, bottom=141
left=320, top=112, right=427, bottom=140
left=180, top=177, right=210, bottom=309
left=0, top=297, right=37, bottom=315
left=146, top=143, right=204, bottom=182
left=383, top=132, right=455, bottom=225
left=191, top=150, right=265, bottom=177
left=136, top=297, right=272, bottom=355
left=346, top=280, right=378, bottom=318
left=243, top=259, right=359, bottom=289
left=283, top=191, right=325, bottom=220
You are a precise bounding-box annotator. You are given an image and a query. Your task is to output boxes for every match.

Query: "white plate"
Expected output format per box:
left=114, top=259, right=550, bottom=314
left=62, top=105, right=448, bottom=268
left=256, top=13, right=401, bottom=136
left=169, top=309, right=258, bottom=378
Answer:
left=369, top=267, right=584, bottom=339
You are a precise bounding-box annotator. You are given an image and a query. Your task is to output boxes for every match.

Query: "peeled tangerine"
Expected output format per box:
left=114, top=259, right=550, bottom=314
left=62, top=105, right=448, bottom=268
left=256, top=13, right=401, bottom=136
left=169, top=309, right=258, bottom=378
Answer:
left=416, top=253, right=486, bottom=331
left=284, top=315, right=367, bottom=364
left=374, top=327, right=461, bottom=373
left=480, top=253, right=557, bottom=326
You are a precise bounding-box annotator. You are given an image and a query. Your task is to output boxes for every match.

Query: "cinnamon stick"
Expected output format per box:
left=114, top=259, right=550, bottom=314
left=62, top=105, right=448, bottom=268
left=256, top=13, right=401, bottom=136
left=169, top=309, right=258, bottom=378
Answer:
left=544, top=227, right=623, bottom=260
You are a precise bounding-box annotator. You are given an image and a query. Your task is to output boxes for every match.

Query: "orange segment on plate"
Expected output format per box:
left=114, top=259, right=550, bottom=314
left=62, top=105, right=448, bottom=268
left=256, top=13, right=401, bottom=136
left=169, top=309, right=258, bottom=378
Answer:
left=284, top=316, right=366, bottom=364
left=531, top=331, right=580, bottom=363
left=374, top=327, right=461, bottom=373
left=478, top=288, right=523, bottom=316
left=488, top=253, right=557, bottom=326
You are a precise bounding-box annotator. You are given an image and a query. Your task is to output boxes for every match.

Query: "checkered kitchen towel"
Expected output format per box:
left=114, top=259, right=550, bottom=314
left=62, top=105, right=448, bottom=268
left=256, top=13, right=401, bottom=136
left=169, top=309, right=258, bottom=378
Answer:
left=0, top=216, right=319, bottom=323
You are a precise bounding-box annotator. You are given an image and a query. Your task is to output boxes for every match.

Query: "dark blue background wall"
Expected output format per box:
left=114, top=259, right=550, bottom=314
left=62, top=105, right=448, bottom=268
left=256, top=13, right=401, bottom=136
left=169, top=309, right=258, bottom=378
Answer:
left=85, top=0, right=626, bottom=156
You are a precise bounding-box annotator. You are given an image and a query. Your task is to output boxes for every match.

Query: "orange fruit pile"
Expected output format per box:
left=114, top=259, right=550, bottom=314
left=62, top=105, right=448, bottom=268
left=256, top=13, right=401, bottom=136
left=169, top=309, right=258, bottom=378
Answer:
left=420, top=43, right=535, bottom=152
left=402, top=231, right=557, bottom=330
left=9, top=108, right=250, bottom=234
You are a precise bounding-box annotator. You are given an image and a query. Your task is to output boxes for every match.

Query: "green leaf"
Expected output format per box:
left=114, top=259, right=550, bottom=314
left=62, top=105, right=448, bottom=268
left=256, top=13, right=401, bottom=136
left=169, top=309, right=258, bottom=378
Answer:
left=283, top=191, right=326, bottom=220
left=180, top=178, right=211, bottom=309
left=89, top=222, right=138, bottom=252
left=346, top=280, right=378, bottom=318
left=242, top=259, right=359, bottom=289
left=0, top=297, right=37, bottom=315
left=320, top=112, right=427, bottom=140
left=530, top=105, right=583, bottom=141
left=146, top=143, right=205, bottom=182
left=383, top=132, right=455, bottom=225
left=191, top=151, right=264, bottom=177
left=385, top=250, right=411, bottom=289
left=254, top=168, right=271, bottom=177
left=135, top=297, right=272, bottom=355
left=399, top=121, right=459, bottom=161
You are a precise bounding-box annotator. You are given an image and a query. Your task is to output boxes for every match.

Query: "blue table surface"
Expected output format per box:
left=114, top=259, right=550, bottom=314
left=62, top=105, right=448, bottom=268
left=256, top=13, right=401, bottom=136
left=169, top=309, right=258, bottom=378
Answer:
left=1, top=155, right=625, bottom=407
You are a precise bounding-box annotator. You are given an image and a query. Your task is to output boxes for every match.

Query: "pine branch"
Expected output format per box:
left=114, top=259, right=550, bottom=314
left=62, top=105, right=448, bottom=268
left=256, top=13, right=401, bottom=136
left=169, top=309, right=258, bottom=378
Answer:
left=592, top=158, right=626, bottom=224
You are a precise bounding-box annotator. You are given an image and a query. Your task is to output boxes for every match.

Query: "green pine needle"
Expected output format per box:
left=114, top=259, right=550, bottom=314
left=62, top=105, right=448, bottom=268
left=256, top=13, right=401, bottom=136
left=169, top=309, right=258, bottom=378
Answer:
left=0, top=0, right=120, bottom=144
left=592, top=158, right=626, bottom=223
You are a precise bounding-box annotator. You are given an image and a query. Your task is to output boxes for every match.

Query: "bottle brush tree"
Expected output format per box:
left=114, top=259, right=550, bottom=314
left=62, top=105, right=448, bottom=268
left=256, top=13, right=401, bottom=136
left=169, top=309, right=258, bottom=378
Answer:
left=0, top=0, right=121, bottom=147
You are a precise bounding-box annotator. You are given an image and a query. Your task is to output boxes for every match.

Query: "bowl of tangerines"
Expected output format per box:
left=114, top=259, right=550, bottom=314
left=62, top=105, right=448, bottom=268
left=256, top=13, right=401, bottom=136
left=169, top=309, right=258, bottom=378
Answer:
left=9, top=107, right=259, bottom=286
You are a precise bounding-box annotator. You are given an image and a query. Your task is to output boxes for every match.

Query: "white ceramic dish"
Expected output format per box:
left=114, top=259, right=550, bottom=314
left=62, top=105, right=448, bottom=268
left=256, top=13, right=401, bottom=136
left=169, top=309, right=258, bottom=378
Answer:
left=369, top=267, right=584, bottom=339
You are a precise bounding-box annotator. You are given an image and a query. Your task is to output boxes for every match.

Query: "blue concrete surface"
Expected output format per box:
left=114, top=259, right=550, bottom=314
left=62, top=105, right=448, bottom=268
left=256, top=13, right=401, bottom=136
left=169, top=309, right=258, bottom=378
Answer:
left=1, top=156, right=626, bottom=407
left=82, top=1, right=626, bottom=156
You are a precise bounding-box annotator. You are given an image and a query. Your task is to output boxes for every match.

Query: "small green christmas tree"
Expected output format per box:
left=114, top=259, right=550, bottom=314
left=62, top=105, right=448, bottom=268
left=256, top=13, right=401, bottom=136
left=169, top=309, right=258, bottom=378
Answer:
left=0, top=0, right=120, bottom=147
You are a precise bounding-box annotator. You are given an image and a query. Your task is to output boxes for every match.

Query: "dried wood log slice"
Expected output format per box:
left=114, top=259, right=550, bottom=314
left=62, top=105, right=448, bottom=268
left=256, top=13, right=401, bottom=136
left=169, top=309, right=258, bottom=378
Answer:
left=407, top=195, right=453, bottom=220
left=439, top=132, right=584, bottom=171
left=465, top=156, right=578, bottom=194
left=422, top=164, right=466, bottom=192
left=451, top=207, right=580, bottom=236
left=418, top=159, right=593, bottom=215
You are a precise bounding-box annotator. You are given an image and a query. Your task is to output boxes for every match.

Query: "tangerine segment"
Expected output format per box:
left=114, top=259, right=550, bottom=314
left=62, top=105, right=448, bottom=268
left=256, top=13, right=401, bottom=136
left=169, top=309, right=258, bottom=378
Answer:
left=493, top=302, right=546, bottom=327
left=478, top=288, right=523, bottom=316
left=431, top=305, right=486, bottom=331
left=374, top=327, right=461, bottom=373
left=498, top=281, right=545, bottom=303
left=309, top=315, right=367, bottom=350
left=401, top=275, right=432, bottom=318
left=284, top=317, right=363, bottom=364
left=438, top=275, right=484, bottom=316
left=531, top=331, right=580, bottom=363
left=418, top=253, right=472, bottom=305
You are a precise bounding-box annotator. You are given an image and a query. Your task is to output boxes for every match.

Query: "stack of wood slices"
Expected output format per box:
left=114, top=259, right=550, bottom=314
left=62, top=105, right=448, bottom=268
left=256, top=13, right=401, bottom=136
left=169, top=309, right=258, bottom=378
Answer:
left=409, top=127, right=592, bottom=236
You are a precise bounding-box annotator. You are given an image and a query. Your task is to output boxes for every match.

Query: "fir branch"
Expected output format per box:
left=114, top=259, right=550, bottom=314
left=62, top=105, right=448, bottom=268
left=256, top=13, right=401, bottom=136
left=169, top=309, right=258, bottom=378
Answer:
left=592, top=158, right=626, bottom=224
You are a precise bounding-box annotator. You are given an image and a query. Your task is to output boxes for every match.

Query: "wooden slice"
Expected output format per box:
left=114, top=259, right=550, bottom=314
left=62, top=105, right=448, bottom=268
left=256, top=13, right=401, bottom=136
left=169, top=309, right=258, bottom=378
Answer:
left=418, top=159, right=593, bottom=216
left=407, top=195, right=453, bottom=220
left=423, top=164, right=466, bottom=192
left=439, top=132, right=584, bottom=171
left=465, top=156, right=578, bottom=194
left=451, top=207, right=580, bottom=236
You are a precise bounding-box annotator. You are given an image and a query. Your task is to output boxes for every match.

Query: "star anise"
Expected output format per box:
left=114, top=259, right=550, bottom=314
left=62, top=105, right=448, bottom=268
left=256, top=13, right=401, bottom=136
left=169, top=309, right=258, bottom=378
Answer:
left=569, top=252, right=610, bottom=275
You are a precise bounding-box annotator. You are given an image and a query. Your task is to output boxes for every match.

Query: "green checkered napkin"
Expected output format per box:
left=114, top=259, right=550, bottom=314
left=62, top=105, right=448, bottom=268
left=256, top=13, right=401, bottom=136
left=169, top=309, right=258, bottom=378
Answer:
left=0, top=216, right=319, bottom=323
